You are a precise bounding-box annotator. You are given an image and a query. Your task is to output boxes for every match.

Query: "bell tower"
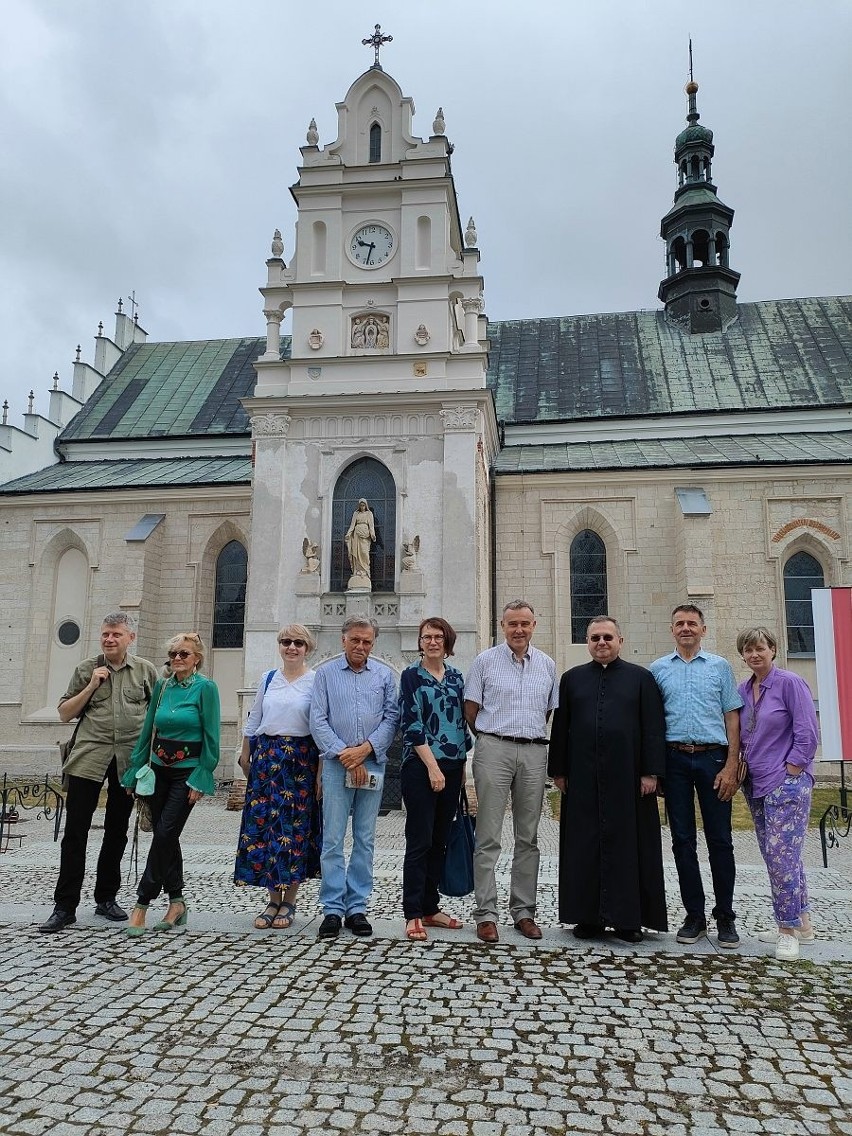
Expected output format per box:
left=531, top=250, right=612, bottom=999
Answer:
left=243, top=29, right=498, bottom=681
left=658, top=63, right=740, bottom=333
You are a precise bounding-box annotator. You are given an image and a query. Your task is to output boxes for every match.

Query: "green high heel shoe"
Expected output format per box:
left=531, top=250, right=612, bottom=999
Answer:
left=154, top=897, right=188, bottom=932
left=125, top=902, right=149, bottom=938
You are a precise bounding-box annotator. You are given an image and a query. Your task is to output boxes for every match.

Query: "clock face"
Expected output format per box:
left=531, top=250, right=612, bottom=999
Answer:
left=349, top=223, right=395, bottom=268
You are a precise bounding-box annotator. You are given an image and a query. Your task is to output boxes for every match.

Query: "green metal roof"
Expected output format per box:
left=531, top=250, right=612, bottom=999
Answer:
left=49, top=299, right=852, bottom=445
left=58, top=337, right=287, bottom=442
left=495, top=431, right=852, bottom=474
left=0, top=457, right=251, bottom=495
left=487, top=297, right=852, bottom=424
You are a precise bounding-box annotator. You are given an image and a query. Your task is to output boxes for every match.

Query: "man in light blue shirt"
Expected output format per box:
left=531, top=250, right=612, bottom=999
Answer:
left=310, top=617, right=399, bottom=940
left=650, top=604, right=743, bottom=949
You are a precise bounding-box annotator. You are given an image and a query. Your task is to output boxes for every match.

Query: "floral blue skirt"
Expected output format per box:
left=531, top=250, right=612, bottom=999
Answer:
left=234, top=733, right=322, bottom=889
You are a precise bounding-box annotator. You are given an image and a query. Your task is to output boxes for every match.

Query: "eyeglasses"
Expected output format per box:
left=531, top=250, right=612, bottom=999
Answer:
left=279, top=638, right=307, bottom=648
left=167, top=650, right=193, bottom=660
left=589, top=634, right=616, bottom=642
left=420, top=634, right=445, bottom=642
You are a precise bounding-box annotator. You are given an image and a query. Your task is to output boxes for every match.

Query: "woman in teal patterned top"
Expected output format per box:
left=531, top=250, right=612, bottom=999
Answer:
left=122, top=632, right=221, bottom=935
left=400, top=616, right=472, bottom=941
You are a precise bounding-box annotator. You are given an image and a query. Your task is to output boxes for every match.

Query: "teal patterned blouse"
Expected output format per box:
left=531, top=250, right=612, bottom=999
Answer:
left=399, top=662, right=473, bottom=765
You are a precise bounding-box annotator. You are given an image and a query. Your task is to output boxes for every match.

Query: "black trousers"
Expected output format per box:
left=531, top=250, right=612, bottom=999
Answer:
left=54, top=757, right=134, bottom=913
left=401, top=758, right=465, bottom=920
left=137, top=765, right=195, bottom=904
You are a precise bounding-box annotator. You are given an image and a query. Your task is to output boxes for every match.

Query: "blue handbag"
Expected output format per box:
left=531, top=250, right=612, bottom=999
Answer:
left=439, top=786, right=475, bottom=897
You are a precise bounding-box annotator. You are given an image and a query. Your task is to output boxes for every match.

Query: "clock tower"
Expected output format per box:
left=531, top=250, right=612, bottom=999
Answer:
left=243, top=41, right=498, bottom=682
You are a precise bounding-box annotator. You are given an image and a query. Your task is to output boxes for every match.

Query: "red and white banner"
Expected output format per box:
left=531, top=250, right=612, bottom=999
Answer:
left=813, top=587, right=852, bottom=762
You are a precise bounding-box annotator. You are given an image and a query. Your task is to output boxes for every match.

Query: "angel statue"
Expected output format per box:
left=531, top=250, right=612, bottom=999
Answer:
left=301, top=538, right=320, bottom=574
left=401, top=535, right=420, bottom=572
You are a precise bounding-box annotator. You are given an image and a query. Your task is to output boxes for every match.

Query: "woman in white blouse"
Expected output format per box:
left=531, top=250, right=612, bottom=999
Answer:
left=234, top=623, right=322, bottom=929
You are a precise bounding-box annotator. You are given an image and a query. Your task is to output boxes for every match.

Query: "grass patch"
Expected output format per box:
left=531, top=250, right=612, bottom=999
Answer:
left=547, top=785, right=845, bottom=831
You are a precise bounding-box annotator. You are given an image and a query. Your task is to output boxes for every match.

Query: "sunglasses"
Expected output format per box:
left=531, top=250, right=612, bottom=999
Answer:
left=589, top=634, right=616, bottom=642
left=279, top=638, right=307, bottom=648
left=167, top=649, right=194, bottom=660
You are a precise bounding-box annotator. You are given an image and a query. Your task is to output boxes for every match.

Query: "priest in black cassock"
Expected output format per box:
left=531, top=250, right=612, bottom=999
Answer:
left=548, top=616, right=668, bottom=942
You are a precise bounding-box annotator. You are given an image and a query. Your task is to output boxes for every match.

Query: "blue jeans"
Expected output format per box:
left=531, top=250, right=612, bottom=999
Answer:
left=666, top=745, right=736, bottom=921
left=319, top=758, right=384, bottom=917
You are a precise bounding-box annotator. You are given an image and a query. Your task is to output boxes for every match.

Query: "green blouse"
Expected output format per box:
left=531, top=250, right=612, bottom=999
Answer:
left=122, top=673, right=221, bottom=796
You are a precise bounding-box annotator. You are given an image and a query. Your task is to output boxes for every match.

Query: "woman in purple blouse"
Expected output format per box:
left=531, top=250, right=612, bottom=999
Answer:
left=736, top=627, right=819, bottom=961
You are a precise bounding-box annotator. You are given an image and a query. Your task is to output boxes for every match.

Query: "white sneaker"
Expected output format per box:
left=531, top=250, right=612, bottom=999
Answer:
left=757, top=927, right=815, bottom=944
left=775, top=933, right=800, bottom=961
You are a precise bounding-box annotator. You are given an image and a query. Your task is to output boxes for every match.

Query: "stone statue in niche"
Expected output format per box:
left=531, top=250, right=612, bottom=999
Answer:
left=301, top=538, right=320, bottom=574
left=401, top=535, right=420, bottom=572
left=351, top=313, right=390, bottom=350
left=345, top=498, right=376, bottom=589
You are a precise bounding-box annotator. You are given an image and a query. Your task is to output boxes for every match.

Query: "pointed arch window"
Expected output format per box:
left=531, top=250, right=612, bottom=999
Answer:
left=212, top=540, right=248, bottom=648
left=331, top=458, right=396, bottom=592
left=784, top=551, right=824, bottom=655
left=369, top=122, right=382, bottom=164
left=570, top=530, right=608, bottom=643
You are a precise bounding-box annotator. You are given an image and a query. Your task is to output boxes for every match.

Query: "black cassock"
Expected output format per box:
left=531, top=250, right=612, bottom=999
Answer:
left=548, top=657, right=668, bottom=931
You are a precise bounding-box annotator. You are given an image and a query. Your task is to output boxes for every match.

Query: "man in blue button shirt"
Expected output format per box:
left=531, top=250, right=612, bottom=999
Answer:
left=650, top=604, right=744, bottom=948
left=310, top=617, right=399, bottom=940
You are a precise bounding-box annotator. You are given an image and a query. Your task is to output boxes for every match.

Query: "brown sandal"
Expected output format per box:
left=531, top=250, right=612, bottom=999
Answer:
left=406, top=918, right=428, bottom=941
left=423, top=912, right=464, bottom=929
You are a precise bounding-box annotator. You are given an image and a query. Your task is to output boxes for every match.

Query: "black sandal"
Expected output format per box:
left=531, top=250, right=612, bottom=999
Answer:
left=254, top=901, right=281, bottom=929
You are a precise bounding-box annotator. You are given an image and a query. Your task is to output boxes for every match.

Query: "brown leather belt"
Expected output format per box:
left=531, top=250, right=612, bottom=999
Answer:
left=669, top=742, right=724, bottom=753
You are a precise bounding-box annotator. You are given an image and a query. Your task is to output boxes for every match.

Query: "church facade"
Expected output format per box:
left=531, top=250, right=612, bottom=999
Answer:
left=1, top=60, right=850, bottom=766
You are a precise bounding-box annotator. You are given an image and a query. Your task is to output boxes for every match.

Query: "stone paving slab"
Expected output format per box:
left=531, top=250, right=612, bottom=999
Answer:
left=1, top=792, right=850, bottom=1134
left=0, top=928, right=849, bottom=1135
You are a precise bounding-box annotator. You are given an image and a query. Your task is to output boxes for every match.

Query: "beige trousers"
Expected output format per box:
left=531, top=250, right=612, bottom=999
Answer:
left=471, top=733, right=548, bottom=924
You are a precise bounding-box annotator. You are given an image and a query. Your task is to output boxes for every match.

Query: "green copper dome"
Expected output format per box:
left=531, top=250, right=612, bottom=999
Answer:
left=676, top=122, right=714, bottom=148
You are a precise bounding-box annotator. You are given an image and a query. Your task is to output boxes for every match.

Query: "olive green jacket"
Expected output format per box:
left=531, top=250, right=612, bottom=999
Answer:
left=59, top=654, right=159, bottom=781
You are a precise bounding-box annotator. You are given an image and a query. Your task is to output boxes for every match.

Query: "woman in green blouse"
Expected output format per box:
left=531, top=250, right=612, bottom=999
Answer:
left=122, top=632, right=221, bottom=935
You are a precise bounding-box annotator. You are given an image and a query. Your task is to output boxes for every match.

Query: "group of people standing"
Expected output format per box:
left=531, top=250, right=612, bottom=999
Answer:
left=38, top=602, right=819, bottom=962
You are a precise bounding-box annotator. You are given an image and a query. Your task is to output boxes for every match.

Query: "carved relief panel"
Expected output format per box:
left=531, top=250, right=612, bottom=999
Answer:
left=350, top=312, right=391, bottom=352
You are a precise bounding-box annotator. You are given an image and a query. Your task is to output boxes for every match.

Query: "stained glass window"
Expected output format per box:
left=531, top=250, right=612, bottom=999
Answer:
left=570, top=530, right=607, bottom=643
left=212, top=540, right=247, bottom=648
left=784, top=551, right=824, bottom=655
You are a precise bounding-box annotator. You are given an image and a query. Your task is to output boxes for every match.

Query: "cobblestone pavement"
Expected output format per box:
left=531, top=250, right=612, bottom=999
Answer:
left=0, top=793, right=850, bottom=1134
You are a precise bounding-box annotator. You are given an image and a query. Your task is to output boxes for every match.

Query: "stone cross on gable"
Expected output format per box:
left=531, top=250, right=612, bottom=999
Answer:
left=362, top=23, right=392, bottom=68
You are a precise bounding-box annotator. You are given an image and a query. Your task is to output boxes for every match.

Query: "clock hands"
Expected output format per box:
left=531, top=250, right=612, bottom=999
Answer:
left=356, top=237, right=376, bottom=264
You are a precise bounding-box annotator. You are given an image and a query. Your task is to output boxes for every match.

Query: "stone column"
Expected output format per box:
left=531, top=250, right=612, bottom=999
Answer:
left=243, top=412, right=291, bottom=683
left=261, top=310, right=283, bottom=360
left=440, top=404, right=480, bottom=669
left=461, top=297, right=482, bottom=346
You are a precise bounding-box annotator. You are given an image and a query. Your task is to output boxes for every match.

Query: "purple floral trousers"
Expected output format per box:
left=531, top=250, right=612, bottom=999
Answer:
left=748, top=773, right=812, bottom=928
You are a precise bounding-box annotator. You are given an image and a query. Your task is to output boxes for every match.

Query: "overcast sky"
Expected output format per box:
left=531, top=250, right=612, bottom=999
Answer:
left=2, top=0, right=850, bottom=423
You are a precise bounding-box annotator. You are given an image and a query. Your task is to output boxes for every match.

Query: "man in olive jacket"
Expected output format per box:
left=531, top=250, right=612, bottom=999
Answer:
left=39, top=612, right=158, bottom=933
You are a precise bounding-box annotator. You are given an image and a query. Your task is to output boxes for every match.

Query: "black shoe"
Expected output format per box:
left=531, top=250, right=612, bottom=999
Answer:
left=676, top=914, right=707, bottom=944
left=613, top=928, right=644, bottom=943
left=344, top=913, right=373, bottom=937
left=716, top=916, right=740, bottom=949
left=38, top=907, right=76, bottom=934
left=573, top=923, right=605, bottom=939
left=317, top=914, right=342, bottom=939
left=95, top=900, right=129, bottom=922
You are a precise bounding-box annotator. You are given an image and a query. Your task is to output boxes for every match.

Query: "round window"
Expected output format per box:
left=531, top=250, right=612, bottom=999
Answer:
left=57, top=620, right=81, bottom=646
